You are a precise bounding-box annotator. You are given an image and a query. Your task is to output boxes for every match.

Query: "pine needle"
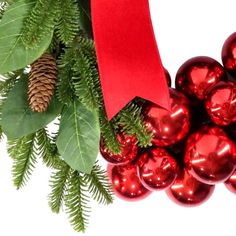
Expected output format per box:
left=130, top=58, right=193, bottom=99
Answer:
left=55, top=0, right=80, bottom=45
left=21, top=0, right=60, bottom=48
left=65, top=170, right=90, bottom=232
left=84, top=162, right=114, bottom=205
left=118, top=102, right=154, bottom=147
left=8, top=133, right=38, bottom=189
left=48, top=163, right=70, bottom=213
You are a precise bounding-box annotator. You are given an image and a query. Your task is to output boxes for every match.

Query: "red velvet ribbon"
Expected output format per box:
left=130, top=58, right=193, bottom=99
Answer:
left=91, top=0, right=170, bottom=120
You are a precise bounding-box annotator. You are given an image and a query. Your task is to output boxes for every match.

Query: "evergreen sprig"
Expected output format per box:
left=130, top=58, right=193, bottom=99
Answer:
left=65, top=170, right=90, bottom=232
left=56, top=47, right=75, bottom=105
left=36, top=128, right=62, bottom=169
left=55, top=0, right=80, bottom=45
left=118, top=102, right=154, bottom=147
left=84, top=162, right=114, bottom=205
left=99, top=110, right=121, bottom=154
left=48, top=163, right=70, bottom=213
left=21, top=0, right=60, bottom=48
left=8, top=133, right=38, bottom=189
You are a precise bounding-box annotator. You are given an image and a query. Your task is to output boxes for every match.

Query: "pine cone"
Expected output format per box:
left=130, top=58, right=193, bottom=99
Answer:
left=28, top=53, right=58, bottom=112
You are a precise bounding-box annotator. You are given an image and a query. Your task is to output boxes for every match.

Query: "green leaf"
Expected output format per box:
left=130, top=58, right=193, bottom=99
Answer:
left=1, top=76, right=62, bottom=139
left=56, top=101, right=100, bottom=174
left=0, top=0, right=53, bottom=74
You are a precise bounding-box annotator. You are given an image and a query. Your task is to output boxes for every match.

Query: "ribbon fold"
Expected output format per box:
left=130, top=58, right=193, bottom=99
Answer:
left=91, top=0, right=170, bottom=120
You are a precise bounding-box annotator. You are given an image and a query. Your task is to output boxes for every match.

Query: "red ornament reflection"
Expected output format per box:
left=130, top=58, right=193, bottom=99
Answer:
left=107, top=164, right=151, bottom=201
left=166, top=169, right=215, bottom=207
left=144, top=89, right=190, bottom=147
left=184, top=126, right=236, bottom=184
left=100, top=133, right=138, bottom=165
left=205, top=82, right=236, bottom=126
left=176, top=56, right=226, bottom=100
left=225, top=170, right=236, bottom=194
left=222, top=32, right=236, bottom=77
left=137, top=148, right=178, bottom=191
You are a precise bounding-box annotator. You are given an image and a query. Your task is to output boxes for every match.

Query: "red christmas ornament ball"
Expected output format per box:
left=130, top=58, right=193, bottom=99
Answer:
left=100, top=132, right=138, bottom=165
left=222, top=32, right=236, bottom=77
left=166, top=169, right=215, bottom=207
left=144, top=89, right=190, bottom=147
left=225, top=170, right=236, bottom=194
left=184, top=126, right=236, bottom=184
left=164, top=68, right=172, bottom=87
left=176, top=56, right=226, bottom=100
left=205, top=81, right=236, bottom=126
left=137, top=147, right=178, bottom=191
left=107, top=163, right=151, bottom=201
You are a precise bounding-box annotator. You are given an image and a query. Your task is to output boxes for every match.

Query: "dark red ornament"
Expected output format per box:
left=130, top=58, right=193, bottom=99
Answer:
left=166, top=169, right=215, bottom=207
left=184, top=126, right=236, bottom=184
left=100, top=133, right=138, bottom=165
left=164, top=68, right=172, bottom=87
left=222, top=32, right=236, bottom=77
left=225, top=170, right=236, bottom=194
left=176, top=56, right=226, bottom=100
left=137, top=147, right=178, bottom=191
left=205, top=81, right=236, bottom=126
left=107, top=163, right=151, bottom=201
left=144, top=89, right=190, bottom=147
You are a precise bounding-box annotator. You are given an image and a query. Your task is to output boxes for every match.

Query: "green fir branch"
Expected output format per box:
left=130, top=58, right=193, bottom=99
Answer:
left=21, top=0, right=60, bottom=48
left=118, top=102, right=153, bottom=147
left=99, top=109, right=121, bottom=154
left=48, top=163, right=70, bottom=213
left=65, top=170, right=90, bottom=232
left=36, top=128, right=63, bottom=169
left=84, top=162, right=113, bottom=205
left=56, top=48, right=75, bottom=106
left=55, top=0, right=80, bottom=45
left=8, top=133, right=37, bottom=189
left=72, top=50, right=101, bottom=110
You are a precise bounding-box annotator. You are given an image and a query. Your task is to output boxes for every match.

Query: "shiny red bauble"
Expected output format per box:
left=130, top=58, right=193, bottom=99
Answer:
left=100, top=133, right=138, bottom=165
left=222, top=32, right=236, bottom=77
left=184, top=126, right=236, bottom=184
left=164, top=68, right=172, bottom=87
left=144, top=89, right=190, bottom=147
left=225, top=170, right=236, bottom=194
left=107, top=164, right=151, bottom=201
left=176, top=56, right=226, bottom=100
left=205, top=82, right=236, bottom=126
left=166, top=169, right=215, bottom=207
left=137, top=148, right=178, bottom=191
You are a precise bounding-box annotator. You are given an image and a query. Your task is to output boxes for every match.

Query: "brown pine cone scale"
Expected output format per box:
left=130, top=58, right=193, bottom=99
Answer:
left=28, top=53, right=58, bottom=112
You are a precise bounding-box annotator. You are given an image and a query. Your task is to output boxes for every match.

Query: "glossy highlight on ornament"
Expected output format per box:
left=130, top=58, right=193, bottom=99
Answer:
left=176, top=56, right=226, bottom=100
left=100, top=133, right=138, bottom=165
left=137, top=147, right=178, bottom=191
left=222, top=32, right=236, bottom=77
left=144, top=89, right=190, bottom=147
left=166, top=169, right=215, bottom=207
left=107, top=164, right=151, bottom=201
left=184, top=126, right=236, bottom=184
left=205, top=81, right=236, bottom=126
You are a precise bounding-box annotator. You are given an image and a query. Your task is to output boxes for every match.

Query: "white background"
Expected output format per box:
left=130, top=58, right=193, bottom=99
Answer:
left=1, top=0, right=236, bottom=235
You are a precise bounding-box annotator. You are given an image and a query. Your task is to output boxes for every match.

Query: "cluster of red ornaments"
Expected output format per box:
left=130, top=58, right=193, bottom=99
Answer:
left=100, top=32, right=236, bottom=207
